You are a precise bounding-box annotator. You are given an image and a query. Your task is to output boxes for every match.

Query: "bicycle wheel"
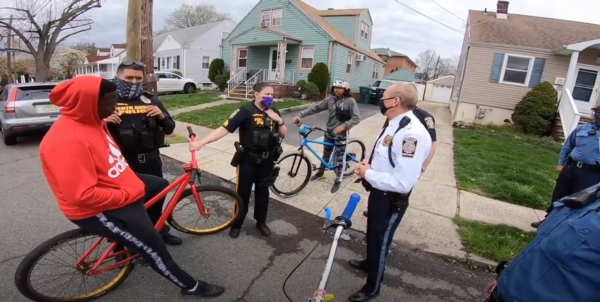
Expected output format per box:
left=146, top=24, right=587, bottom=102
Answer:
left=337, top=139, right=366, bottom=177
left=167, top=184, right=243, bottom=235
left=15, top=228, right=134, bottom=302
left=270, top=152, right=312, bottom=198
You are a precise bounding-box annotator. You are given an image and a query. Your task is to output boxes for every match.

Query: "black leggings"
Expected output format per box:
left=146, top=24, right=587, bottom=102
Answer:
left=70, top=173, right=197, bottom=289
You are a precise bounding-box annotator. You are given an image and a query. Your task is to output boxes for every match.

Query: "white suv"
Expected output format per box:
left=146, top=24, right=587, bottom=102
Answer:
left=156, top=72, right=199, bottom=94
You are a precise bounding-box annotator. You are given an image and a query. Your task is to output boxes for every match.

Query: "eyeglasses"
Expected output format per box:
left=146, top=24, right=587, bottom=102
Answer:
left=379, top=97, right=397, bottom=102
left=120, top=61, right=146, bottom=67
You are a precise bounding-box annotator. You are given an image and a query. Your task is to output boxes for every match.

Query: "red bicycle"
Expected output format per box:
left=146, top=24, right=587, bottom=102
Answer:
left=14, top=126, right=243, bottom=302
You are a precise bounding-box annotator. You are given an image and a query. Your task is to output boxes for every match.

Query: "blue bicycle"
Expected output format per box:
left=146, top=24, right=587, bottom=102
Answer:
left=270, top=123, right=365, bottom=198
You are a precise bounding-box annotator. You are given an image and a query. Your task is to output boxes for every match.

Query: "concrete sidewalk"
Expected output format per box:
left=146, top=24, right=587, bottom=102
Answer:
left=161, top=101, right=543, bottom=263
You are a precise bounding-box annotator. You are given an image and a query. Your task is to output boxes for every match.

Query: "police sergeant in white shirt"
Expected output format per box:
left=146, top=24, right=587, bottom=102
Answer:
left=348, top=83, right=432, bottom=302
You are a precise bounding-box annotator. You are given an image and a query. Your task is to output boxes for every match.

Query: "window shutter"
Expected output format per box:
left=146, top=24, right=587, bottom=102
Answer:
left=528, top=57, right=546, bottom=88
left=489, top=53, right=505, bottom=83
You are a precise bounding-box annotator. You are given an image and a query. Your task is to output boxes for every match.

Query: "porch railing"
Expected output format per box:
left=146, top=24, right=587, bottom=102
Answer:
left=227, top=68, right=246, bottom=96
left=246, top=69, right=265, bottom=97
left=264, top=69, right=295, bottom=84
left=557, top=88, right=581, bottom=143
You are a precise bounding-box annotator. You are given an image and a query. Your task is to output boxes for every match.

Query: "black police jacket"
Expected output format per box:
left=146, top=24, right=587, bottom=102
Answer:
left=221, top=102, right=281, bottom=152
left=107, top=92, right=175, bottom=156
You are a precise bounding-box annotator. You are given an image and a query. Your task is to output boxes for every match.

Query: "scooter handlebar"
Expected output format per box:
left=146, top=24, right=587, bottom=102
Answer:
left=340, top=193, right=361, bottom=221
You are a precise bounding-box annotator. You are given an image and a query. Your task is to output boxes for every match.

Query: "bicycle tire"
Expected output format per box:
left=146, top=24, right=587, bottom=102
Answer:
left=270, top=152, right=312, bottom=198
left=15, top=228, right=134, bottom=302
left=167, top=184, right=243, bottom=235
left=337, top=139, right=367, bottom=177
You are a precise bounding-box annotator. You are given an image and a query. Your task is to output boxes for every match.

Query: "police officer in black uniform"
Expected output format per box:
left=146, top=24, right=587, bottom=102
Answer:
left=362, top=98, right=437, bottom=217
left=104, top=61, right=182, bottom=246
left=189, top=82, right=287, bottom=238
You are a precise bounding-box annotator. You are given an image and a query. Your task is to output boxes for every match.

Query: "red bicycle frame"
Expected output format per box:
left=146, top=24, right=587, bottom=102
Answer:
left=76, top=127, right=204, bottom=275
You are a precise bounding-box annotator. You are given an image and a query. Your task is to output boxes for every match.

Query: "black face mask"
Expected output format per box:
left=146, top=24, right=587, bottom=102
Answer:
left=379, top=102, right=389, bottom=115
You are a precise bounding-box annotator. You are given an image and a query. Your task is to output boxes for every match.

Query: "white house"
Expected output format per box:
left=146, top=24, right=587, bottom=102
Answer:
left=153, top=19, right=236, bottom=86
left=96, top=47, right=110, bottom=56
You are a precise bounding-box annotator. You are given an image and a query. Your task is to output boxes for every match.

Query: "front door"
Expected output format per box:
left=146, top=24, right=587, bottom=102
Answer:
left=268, top=47, right=278, bottom=82
left=572, top=65, right=600, bottom=115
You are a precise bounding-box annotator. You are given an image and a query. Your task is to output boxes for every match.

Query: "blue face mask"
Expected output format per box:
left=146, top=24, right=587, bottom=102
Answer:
left=114, top=79, right=143, bottom=100
left=261, top=96, right=274, bottom=109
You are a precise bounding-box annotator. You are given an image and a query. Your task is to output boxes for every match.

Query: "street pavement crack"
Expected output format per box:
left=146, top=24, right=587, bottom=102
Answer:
left=0, top=253, right=27, bottom=264
left=0, top=154, right=39, bottom=166
left=234, top=253, right=276, bottom=301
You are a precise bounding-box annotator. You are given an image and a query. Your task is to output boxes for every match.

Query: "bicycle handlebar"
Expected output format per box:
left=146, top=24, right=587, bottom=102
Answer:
left=187, top=126, right=196, bottom=139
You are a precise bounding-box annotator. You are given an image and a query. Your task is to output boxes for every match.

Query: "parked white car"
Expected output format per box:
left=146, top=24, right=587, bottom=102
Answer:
left=156, top=72, right=199, bottom=94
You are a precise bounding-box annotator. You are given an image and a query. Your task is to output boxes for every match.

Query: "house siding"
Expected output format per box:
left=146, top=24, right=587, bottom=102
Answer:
left=185, top=20, right=236, bottom=84
left=384, top=57, right=416, bottom=74
left=355, top=12, right=372, bottom=53
left=221, top=0, right=330, bottom=74
left=322, top=16, right=357, bottom=44
left=458, top=45, right=570, bottom=110
left=154, top=49, right=183, bottom=72
left=331, top=43, right=381, bottom=91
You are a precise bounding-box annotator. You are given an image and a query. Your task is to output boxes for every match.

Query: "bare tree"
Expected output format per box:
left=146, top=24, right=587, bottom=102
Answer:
left=437, top=55, right=459, bottom=76
left=53, top=47, right=86, bottom=77
left=0, top=0, right=101, bottom=82
left=415, top=49, right=438, bottom=80
left=72, top=41, right=97, bottom=55
left=160, top=4, right=232, bottom=33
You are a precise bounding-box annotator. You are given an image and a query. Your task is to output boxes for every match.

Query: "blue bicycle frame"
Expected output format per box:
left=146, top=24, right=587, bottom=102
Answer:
left=297, top=125, right=359, bottom=171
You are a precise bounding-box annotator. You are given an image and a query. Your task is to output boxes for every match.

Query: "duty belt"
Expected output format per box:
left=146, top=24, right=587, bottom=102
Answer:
left=247, top=150, right=271, bottom=159
left=570, top=160, right=600, bottom=172
left=126, top=151, right=159, bottom=164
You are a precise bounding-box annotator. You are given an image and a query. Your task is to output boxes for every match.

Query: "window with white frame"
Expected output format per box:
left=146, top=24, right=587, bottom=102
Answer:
left=272, top=9, right=283, bottom=26
left=346, top=52, right=353, bottom=74
left=500, top=55, right=533, bottom=85
left=166, top=57, right=171, bottom=69
left=360, top=22, right=370, bottom=40
left=238, top=49, right=248, bottom=68
left=222, top=32, right=230, bottom=42
left=300, top=46, right=315, bottom=69
left=202, top=56, right=210, bottom=69
left=372, top=64, right=379, bottom=79
left=261, top=10, right=271, bottom=26
left=161, top=58, right=165, bottom=69
left=172, top=55, right=180, bottom=69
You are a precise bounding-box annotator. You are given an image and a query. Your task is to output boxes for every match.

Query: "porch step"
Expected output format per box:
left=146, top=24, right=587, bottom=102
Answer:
left=553, top=115, right=592, bottom=141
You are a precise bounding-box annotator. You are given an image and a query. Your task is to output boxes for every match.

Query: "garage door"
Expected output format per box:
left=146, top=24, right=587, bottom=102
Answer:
left=431, top=85, right=452, bottom=103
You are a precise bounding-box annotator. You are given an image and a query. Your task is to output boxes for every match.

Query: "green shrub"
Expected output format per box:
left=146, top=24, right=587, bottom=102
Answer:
left=511, top=81, right=558, bottom=136
left=171, top=70, right=183, bottom=76
left=214, top=74, right=230, bottom=92
left=208, top=59, right=224, bottom=83
left=307, top=63, right=330, bottom=93
left=295, top=79, right=307, bottom=90
left=305, top=82, right=320, bottom=101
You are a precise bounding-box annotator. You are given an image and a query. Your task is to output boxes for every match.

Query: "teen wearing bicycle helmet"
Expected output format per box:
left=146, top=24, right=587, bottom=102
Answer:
left=290, top=79, right=361, bottom=193
left=39, top=76, right=225, bottom=298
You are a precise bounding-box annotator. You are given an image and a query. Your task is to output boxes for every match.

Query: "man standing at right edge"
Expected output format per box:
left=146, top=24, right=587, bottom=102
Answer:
left=348, top=83, right=432, bottom=302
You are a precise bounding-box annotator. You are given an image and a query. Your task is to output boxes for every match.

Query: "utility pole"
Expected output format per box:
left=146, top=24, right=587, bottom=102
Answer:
left=140, top=0, right=157, bottom=94
left=125, top=0, right=142, bottom=62
left=4, top=15, right=14, bottom=83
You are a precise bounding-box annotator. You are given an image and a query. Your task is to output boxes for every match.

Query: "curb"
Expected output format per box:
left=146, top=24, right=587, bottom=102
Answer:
left=279, top=103, right=312, bottom=113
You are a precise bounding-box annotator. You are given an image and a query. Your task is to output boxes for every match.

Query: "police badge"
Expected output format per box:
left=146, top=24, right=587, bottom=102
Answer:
left=382, top=134, right=393, bottom=147
left=140, top=95, right=152, bottom=104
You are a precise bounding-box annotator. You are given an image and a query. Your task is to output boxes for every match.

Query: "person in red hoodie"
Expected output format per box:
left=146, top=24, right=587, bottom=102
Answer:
left=38, top=76, right=224, bottom=298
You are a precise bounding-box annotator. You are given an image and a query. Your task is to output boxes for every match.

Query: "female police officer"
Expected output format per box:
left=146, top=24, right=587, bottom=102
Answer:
left=189, top=82, right=287, bottom=238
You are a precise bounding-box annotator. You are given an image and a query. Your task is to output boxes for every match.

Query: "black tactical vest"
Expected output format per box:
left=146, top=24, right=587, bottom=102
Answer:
left=113, top=95, right=165, bottom=156
left=238, top=103, right=278, bottom=152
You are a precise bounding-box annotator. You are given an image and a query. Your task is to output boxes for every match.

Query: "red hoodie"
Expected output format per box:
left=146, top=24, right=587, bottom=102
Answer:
left=39, top=76, right=145, bottom=220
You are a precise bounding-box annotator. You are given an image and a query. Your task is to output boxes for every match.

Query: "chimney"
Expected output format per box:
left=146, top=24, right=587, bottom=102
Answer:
left=496, top=1, right=509, bottom=19
left=327, top=8, right=334, bottom=10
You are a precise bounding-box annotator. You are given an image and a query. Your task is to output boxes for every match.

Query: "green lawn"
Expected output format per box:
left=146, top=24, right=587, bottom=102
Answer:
left=453, top=126, right=561, bottom=209
left=174, top=100, right=307, bottom=129
left=455, top=218, right=536, bottom=262
left=161, top=92, right=222, bottom=110
left=165, top=134, right=189, bottom=144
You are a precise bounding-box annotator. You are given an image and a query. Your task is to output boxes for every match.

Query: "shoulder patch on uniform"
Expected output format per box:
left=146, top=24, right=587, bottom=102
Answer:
left=402, top=137, right=418, bottom=158
left=222, top=120, right=229, bottom=127
left=424, top=116, right=435, bottom=129
left=229, top=109, right=240, bottom=119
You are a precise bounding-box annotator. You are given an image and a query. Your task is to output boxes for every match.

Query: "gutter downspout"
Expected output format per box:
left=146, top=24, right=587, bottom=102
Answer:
left=452, top=44, right=470, bottom=121
left=327, top=41, right=335, bottom=98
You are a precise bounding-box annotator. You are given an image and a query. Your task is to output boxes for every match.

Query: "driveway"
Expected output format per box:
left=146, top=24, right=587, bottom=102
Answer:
left=280, top=103, right=382, bottom=146
left=0, top=135, right=491, bottom=302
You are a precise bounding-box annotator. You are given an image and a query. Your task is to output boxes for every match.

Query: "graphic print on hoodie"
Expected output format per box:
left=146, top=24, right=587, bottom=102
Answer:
left=39, top=76, right=145, bottom=220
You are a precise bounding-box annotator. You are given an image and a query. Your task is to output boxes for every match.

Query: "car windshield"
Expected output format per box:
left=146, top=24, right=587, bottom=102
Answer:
left=15, top=85, right=55, bottom=101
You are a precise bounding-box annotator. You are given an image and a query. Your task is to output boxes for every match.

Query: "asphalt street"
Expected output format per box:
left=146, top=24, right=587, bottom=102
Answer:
left=0, top=134, right=493, bottom=302
left=278, top=103, right=382, bottom=147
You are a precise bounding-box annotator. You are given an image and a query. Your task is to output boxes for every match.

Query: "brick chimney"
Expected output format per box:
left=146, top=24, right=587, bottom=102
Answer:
left=496, top=1, right=509, bottom=18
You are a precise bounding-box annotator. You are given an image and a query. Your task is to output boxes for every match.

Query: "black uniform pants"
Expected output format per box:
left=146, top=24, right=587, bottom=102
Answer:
left=321, top=131, right=347, bottom=175
left=70, top=173, right=197, bottom=289
left=232, top=154, right=274, bottom=229
left=125, top=151, right=166, bottom=230
left=546, top=161, right=600, bottom=214
left=363, top=189, right=409, bottom=294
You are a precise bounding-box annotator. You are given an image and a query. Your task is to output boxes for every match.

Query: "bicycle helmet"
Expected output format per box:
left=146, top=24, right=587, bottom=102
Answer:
left=332, top=79, right=349, bottom=89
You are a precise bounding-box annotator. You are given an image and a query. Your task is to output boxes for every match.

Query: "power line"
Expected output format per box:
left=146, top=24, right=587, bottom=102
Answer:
left=392, top=0, right=463, bottom=35
left=430, top=0, right=464, bottom=22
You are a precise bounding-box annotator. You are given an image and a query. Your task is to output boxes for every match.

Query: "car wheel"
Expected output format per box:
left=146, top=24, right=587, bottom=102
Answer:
left=1, top=126, right=17, bottom=146
left=183, top=83, right=196, bottom=94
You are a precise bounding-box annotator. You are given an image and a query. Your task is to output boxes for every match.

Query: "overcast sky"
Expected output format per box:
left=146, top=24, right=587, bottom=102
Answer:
left=40, top=0, right=600, bottom=60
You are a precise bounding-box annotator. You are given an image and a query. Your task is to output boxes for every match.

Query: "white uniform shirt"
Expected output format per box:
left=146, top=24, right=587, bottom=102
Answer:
left=364, top=111, right=432, bottom=194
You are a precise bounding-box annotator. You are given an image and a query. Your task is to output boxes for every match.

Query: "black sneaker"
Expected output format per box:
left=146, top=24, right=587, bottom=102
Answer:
left=162, top=233, right=183, bottom=246
left=310, top=168, right=325, bottom=181
left=331, top=180, right=341, bottom=193
left=181, top=281, right=225, bottom=298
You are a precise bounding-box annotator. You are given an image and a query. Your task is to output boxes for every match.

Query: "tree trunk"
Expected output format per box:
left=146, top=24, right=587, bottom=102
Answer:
left=35, top=58, right=48, bottom=82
